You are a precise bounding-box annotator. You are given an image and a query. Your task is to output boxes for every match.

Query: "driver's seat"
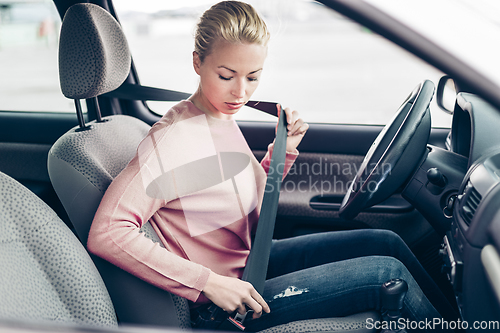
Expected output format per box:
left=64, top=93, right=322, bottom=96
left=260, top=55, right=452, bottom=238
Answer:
left=48, top=3, right=379, bottom=332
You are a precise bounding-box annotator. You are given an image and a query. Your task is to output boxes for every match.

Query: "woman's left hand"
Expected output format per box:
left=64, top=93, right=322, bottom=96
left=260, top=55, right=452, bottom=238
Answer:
left=282, top=107, right=309, bottom=153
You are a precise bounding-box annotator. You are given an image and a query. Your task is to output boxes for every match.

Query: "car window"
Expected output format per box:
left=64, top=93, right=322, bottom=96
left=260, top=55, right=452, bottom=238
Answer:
left=0, top=0, right=79, bottom=113
left=114, top=0, right=450, bottom=128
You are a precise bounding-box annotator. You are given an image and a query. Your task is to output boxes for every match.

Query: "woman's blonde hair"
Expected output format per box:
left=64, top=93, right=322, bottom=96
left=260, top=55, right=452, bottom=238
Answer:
left=194, top=1, right=270, bottom=62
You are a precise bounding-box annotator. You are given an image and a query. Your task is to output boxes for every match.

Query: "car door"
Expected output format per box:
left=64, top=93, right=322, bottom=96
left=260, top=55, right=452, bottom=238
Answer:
left=109, top=0, right=450, bottom=244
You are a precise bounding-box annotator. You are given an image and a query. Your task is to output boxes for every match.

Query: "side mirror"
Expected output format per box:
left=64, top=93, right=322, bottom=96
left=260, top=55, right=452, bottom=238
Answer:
left=436, top=75, right=457, bottom=114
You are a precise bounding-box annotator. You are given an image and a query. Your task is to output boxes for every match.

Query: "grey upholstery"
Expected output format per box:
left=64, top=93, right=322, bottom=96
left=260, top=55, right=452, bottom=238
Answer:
left=48, top=115, right=192, bottom=329
left=59, top=3, right=131, bottom=99
left=0, top=171, right=117, bottom=328
left=260, top=312, right=380, bottom=333
left=48, top=3, right=378, bottom=332
left=48, top=115, right=151, bottom=238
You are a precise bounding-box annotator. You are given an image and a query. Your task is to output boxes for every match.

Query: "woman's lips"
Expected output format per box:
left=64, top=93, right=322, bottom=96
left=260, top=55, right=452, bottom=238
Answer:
left=226, top=102, right=244, bottom=110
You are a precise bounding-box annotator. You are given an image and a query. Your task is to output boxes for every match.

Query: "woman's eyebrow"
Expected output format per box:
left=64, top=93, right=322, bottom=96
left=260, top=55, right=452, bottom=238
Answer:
left=218, top=66, right=262, bottom=75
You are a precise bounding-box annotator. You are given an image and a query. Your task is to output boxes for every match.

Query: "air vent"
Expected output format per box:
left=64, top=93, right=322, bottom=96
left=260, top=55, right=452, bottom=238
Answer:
left=461, top=183, right=482, bottom=226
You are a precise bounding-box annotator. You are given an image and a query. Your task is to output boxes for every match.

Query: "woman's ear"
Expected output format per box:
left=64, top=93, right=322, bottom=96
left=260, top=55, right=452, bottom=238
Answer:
left=193, top=51, right=201, bottom=75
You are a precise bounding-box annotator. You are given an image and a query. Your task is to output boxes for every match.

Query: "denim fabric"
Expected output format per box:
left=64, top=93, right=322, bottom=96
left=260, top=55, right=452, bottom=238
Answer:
left=266, top=229, right=458, bottom=322
left=244, top=230, right=455, bottom=332
left=193, top=230, right=456, bottom=332
left=247, top=257, right=440, bottom=332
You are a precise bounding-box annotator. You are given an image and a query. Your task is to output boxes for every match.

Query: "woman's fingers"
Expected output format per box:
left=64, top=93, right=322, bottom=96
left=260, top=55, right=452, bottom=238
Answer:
left=244, top=297, right=263, bottom=318
left=250, top=288, right=270, bottom=312
left=249, top=288, right=270, bottom=318
left=241, top=282, right=269, bottom=318
left=282, top=107, right=308, bottom=136
left=202, top=273, right=270, bottom=319
left=284, top=108, right=297, bottom=127
left=279, top=107, right=309, bottom=153
left=236, top=302, right=248, bottom=315
left=289, top=119, right=308, bottom=136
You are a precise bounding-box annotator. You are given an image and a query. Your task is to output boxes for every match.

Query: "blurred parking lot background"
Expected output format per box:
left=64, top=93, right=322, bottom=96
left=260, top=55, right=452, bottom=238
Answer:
left=0, top=0, right=451, bottom=127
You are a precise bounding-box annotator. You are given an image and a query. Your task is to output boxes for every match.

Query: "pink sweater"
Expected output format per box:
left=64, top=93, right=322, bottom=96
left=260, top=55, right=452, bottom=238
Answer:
left=87, top=100, right=297, bottom=304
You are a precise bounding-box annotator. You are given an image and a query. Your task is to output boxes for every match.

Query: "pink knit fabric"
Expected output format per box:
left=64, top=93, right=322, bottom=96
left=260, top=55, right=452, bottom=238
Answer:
left=88, top=100, right=297, bottom=304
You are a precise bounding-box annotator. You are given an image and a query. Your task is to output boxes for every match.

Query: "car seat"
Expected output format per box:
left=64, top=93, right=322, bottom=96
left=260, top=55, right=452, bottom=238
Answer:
left=0, top=171, right=117, bottom=328
left=47, top=2, right=190, bottom=328
left=47, top=3, right=379, bottom=332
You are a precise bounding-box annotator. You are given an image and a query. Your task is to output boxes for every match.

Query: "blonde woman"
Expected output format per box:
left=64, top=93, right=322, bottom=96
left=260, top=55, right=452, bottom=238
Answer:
left=88, top=1, right=456, bottom=331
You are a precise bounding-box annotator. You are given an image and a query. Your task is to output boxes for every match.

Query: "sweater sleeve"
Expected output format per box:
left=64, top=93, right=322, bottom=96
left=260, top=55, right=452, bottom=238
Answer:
left=87, top=138, right=211, bottom=303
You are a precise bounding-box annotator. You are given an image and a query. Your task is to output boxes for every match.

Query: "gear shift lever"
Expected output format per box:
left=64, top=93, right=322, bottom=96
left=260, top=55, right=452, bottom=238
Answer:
left=380, top=278, right=408, bottom=333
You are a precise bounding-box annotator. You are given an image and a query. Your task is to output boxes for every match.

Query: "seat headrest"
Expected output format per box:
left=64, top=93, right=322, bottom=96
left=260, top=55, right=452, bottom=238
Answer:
left=58, top=3, right=131, bottom=99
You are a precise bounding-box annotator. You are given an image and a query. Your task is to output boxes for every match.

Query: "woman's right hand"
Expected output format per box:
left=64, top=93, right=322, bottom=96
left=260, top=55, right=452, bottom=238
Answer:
left=202, top=271, right=270, bottom=319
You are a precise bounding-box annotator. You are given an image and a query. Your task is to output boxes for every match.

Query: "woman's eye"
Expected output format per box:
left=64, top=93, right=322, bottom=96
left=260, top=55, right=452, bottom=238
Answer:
left=219, top=75, right=231, bottom=81
left=247, top=77, right=258, bottom=82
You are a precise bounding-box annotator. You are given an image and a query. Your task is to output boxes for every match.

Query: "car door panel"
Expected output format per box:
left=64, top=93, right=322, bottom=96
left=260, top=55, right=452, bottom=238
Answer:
left=241, top=121, right=448, bottom=245
left=0, top=111, right=79, bottom=144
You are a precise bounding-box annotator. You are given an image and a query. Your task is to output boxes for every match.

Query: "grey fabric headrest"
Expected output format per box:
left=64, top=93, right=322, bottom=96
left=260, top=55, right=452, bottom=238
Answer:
left=59, top=3, right=131, bottom=99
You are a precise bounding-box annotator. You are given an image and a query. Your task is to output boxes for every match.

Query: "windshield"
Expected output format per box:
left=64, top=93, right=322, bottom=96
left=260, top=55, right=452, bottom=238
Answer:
left=365, top=0, right=500, bottom=90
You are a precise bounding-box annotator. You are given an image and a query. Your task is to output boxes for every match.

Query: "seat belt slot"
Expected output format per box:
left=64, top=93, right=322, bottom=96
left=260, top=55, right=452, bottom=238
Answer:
left=227, top=310, right=254, bottom=331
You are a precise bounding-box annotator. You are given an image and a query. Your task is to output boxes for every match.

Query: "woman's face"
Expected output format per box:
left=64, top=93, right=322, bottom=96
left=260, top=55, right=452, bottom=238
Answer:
left=193, top=39, right=267, bottom=119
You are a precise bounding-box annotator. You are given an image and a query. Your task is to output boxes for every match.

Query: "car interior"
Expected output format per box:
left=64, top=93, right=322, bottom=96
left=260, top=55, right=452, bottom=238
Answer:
left=1, top=0, right=500, bottom=332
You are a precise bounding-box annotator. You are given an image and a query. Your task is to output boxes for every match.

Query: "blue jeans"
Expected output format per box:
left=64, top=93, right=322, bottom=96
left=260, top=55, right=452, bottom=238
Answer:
left=267, top=229, right=458, bottom=322
left=244, top=230, right=456, bottom=332
left=191, top=230, right=456, bottom=332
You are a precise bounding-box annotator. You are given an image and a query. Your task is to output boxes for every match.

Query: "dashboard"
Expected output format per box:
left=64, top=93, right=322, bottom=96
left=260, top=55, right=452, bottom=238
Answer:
left=439, top=92, right=500, bottom=325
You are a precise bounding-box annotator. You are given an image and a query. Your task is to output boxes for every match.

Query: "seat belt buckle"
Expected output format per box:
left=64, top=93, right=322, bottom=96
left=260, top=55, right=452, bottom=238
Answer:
left=227, top=310, right=253, bottom=331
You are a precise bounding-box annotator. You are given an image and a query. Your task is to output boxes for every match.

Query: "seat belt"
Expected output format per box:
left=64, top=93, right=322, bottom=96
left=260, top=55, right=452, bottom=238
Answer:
left=241, top=100, right=286, bottom=293
left=105, top=83, right=288, bottom=331
left=103, top=82, right=191, bottom=101
left=222, top=101, right=288, bottom=331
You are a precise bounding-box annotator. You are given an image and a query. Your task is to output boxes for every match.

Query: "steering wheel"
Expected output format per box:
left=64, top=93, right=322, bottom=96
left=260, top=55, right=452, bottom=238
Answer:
left=339, top=80, right=434, bottom=220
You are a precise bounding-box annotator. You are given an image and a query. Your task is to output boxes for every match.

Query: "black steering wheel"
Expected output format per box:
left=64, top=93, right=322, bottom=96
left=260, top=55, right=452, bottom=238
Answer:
left=339, top=80, right=434, bottom=220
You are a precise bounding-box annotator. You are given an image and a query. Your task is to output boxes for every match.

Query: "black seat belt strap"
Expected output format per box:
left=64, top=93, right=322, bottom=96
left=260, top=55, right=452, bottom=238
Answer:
left=221, top=101, right=287, bottom=331
left=103, top=82, right=191, bottom=101
left=241, top=101, right=287, bottom=293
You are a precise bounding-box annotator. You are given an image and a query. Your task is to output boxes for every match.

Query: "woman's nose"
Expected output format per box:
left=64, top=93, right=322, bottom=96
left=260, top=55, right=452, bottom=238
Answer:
left=232, top=79, right=245, bottom=98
